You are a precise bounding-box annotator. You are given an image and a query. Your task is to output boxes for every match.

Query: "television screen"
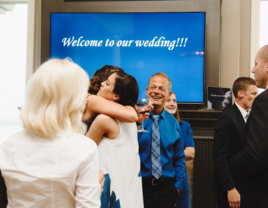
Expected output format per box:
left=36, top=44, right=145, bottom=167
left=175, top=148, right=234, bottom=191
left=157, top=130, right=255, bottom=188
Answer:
left=50, top=12, right=205, bottom=103
left=207, top=87, right=232, bottom=110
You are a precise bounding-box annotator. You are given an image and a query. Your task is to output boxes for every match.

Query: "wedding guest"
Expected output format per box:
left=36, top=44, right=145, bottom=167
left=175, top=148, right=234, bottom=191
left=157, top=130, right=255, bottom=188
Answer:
left=83, top=72, right=143, bottom=208
left=0, top=59, right=101, bottom=208
left=213, top=77, right=257, bottom=208
left=164, top=91, right=195, bottom=208
left=231, top=45, right=268, bottom=208
left=85, top=65, right=125, bottom=130
left=137, top=73, right=186, bottom=208
left=88, top=65, right=124, bottom=95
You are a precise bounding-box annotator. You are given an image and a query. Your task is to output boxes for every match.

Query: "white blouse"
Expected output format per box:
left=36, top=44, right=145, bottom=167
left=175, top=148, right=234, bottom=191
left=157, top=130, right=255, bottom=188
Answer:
left=0, top=130, right=100, bottom=208
left=98, top=120, right=144, bottom=208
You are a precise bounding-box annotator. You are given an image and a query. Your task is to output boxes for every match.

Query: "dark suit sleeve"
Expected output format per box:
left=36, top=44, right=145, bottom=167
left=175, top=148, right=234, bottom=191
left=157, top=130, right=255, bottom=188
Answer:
left=213, top=115, right=236, bottom=191
left=0, top=170, right=8, bottom=208
left=231, top=92, right=268, bottom=180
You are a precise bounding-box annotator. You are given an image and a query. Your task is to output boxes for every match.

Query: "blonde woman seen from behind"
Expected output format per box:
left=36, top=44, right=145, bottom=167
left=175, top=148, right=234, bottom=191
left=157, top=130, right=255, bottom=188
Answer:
left=0, top=59, right=101, bottom=208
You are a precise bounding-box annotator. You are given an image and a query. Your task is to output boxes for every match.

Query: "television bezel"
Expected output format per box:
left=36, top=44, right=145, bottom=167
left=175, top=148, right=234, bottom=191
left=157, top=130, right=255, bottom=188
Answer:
left=41, top=0, right=221, bottom=109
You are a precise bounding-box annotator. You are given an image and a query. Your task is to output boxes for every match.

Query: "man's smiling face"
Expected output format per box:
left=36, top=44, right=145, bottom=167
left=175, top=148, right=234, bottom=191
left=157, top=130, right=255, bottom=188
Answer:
left=146, top=75, right=170, bottom=109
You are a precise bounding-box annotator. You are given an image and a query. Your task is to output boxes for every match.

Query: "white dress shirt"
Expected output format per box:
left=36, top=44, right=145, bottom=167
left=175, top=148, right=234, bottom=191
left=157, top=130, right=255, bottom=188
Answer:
left=235, top=102, right=249, bottom=122
left=0, top=130, right=100, bottom=208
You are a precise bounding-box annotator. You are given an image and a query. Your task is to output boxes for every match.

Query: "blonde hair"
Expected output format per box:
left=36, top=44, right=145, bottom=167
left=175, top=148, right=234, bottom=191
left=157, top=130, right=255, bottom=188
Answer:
left=148, top=72, right=172, bottom=91
left=20, top=59, right=89, bottom=138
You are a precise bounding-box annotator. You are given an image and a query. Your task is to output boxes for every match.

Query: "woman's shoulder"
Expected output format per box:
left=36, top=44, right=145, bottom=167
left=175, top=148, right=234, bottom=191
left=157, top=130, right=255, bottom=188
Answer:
left=69, top=132, right=97, bottom=146
left=95, top=114, right=115, bottom=122
left=94, top=114, right=118, bottom=130
left=1, top=129, right=30, bottom=146
left=180, top=120, right=192, bottom=130
left=180, top=120, right=190, bottom=126
left=63, top=133, right=98, bottom=158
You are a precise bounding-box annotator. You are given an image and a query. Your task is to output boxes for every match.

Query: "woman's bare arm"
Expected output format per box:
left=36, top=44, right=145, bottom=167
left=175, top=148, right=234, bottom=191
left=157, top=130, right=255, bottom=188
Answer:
left=86, top=115, right=111, bottom=144
left=86, top=114, right=119, bottom=145
left=83, top=95, right=137, bottom=122
left=184, top=147, right=195, bottom=161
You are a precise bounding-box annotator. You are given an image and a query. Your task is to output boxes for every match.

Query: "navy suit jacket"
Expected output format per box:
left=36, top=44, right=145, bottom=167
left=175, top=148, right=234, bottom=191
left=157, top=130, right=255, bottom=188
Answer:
left=0, top=170, right=7, bottom=208
left=231, top=89, right=268, bottom=208
left=213, top=104, right=246, bottom=192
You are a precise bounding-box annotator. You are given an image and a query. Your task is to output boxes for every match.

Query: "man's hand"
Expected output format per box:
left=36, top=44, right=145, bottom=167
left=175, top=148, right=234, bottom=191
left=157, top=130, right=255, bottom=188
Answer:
left=177, top=189, right=181, bottom=195
left=227, top=188, right=240, bottom=208
left=135, top=103, right=154, bottom=124
left=99, top=170, right=105, bottom=194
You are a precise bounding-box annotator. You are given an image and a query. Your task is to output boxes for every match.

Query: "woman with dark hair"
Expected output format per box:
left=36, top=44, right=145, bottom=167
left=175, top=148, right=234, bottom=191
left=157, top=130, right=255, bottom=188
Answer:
left=85, top=65, right=125, bottom=130
left=164, top=92, right=195, bottom=208
left=88, top=65, right=125, bottom=95
left=83, top=71, right=143, bottom=208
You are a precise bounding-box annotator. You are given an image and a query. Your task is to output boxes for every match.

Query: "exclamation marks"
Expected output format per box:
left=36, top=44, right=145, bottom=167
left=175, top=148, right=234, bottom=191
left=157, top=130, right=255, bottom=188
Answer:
left=180, top=38, right=184, bottom=47
left=183, top=38, right=188, bottom=47
left=176, top=38, right=188, bottom=47
left=176, top=38, right=180, bottom=47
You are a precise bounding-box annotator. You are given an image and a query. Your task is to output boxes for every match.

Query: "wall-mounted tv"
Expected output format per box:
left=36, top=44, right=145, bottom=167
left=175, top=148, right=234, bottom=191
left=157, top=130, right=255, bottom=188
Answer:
left=50, top=12, right=205, bottom=103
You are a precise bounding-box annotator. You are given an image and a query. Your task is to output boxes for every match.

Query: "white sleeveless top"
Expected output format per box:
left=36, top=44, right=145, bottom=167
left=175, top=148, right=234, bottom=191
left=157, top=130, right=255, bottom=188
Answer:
left=98, top=120, right=144, bottom=208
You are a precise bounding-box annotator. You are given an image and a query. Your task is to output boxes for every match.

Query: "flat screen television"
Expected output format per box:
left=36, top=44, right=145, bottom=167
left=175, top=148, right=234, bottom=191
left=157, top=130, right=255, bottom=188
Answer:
left=50, top=12, right=205, bottom=103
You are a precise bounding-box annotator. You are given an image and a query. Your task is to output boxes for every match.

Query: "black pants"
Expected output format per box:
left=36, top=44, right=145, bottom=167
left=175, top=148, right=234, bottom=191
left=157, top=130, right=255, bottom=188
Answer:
left=142, top=178, right=178, bottom=208
left=216, top=190, right=230, bottom=208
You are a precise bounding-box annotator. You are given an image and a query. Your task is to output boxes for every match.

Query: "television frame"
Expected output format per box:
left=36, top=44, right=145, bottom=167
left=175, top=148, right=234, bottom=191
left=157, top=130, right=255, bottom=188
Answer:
left=41, top=0, right=221, bottom=109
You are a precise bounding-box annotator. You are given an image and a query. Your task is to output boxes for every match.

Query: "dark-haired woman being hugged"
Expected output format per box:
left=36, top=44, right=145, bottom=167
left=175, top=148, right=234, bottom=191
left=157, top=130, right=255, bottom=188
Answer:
left=164, top=92, right=195, bottom=208
left=83, top=71, right=144, bottom=208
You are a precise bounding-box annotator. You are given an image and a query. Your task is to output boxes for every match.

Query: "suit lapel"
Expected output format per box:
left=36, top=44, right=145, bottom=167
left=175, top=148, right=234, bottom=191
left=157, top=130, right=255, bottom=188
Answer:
left=233, top=104, right=246, bottom=131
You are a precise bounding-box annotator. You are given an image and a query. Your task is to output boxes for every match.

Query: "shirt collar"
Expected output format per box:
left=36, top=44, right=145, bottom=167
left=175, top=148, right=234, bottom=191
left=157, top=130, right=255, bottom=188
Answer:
left=234, top=102, right=248, bottom=122
left=149, top=109, right=168, bottom=119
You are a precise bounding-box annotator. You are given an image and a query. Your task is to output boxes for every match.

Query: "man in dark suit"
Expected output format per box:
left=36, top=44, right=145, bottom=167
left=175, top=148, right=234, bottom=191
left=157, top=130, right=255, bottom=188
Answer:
left=230, top=44, right=268, bottom=208
left=213, top=77, right=258, bottom=208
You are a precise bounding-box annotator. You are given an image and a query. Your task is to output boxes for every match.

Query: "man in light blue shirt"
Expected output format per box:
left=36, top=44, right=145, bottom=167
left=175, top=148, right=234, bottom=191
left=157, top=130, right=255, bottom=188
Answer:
left=138, top=72, right=186, bottom=208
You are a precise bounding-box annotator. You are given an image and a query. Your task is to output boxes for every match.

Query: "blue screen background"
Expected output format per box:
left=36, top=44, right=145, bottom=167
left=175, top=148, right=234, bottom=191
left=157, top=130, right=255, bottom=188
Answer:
left=50, top=12, right=205, bottom=102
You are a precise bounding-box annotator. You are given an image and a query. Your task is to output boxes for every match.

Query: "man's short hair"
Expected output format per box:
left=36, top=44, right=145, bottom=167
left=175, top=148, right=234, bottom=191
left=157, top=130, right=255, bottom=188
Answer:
left=147, top=72, right=172, bottom=91
left=232, top=77, right=256, bottom=98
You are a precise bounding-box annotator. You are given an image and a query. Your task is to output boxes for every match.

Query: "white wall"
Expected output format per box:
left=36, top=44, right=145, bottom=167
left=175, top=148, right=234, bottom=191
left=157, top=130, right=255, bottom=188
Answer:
left=260, top=1, right=268, bottom=48
left=0, top=4, right=27, bottom=142
left=220, top=0, right=260, bottom=88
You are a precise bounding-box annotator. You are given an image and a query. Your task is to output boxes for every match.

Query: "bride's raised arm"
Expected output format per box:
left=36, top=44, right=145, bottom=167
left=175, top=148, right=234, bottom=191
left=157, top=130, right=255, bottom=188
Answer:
left=82, top=95, right=138, bottom=122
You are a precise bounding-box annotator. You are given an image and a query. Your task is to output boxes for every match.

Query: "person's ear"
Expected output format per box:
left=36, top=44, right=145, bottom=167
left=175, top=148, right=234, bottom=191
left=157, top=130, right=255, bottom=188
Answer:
left=168, top=91, right=172, bottom=97
left=146, top=87, right=149, bottom=96
left=113, top=94, right=120, bottom=101
left=237, top=90, right=244, bottom=99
